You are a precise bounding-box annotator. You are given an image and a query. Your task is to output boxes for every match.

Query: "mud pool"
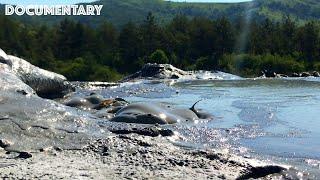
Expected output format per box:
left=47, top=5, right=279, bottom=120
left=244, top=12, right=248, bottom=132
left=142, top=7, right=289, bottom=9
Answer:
left=77, top=76, right=320, bottom=177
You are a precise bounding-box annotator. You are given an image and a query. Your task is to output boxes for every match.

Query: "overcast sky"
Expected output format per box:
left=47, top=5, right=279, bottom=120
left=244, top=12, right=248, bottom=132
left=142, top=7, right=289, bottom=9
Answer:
left=0, top=0, right=252, bottom=5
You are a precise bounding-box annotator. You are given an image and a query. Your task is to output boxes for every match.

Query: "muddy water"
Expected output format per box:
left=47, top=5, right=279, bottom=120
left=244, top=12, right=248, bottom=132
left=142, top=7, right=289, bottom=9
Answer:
left=81, top=77, right=320, bottom=177
left=1, top=69, right=320, bottom=177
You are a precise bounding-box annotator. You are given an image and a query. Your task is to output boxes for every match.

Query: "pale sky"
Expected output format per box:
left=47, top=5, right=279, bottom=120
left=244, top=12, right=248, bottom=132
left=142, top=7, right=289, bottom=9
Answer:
left=0, top=0, right=252, bottom=5
left=0, top=0, right=97, bottom=5
left=171, top=0, right=252, bottom=2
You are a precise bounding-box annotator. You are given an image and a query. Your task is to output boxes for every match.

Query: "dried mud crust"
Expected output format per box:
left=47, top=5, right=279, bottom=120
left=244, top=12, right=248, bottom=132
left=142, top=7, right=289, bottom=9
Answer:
left=0, top=134, right=286, bottom=179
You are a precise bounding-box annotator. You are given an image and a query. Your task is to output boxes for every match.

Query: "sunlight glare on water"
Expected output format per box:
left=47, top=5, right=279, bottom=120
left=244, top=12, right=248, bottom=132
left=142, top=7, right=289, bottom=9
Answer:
left=80, top=77, right=320, bottom=176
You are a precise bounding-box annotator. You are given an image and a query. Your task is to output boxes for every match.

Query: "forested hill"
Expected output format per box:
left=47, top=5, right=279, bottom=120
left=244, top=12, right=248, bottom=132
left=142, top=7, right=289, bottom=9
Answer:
left=0, top=0, right=319, bottom=28
left=0, top=0, right=319, bottom=82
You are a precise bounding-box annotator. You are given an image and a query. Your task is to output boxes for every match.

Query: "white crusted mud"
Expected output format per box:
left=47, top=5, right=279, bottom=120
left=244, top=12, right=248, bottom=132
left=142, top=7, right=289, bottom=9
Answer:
left=0, top=48, right=74, bottom=98
left=120, top=63, right=241, bottom=82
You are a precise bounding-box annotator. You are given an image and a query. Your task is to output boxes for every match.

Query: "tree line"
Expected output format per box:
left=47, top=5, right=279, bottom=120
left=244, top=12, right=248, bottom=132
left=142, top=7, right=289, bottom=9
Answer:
left=0, top=13, right=319, bottom=81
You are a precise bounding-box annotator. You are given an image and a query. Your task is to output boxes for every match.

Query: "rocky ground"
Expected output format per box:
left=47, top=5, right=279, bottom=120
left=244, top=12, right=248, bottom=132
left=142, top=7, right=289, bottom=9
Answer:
left=0, top=133, right=293, bottom=180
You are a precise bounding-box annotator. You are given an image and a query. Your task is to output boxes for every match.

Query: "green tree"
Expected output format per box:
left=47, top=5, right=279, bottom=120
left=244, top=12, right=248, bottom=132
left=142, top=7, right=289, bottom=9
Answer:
left=296, top=21, right=320, bottom=63
left=167, top=15, right=191, bottom=67
left=95, top=21, right=119, bottom=68
left=140, top=12, right=161, bottom=55
left=214, top=17, right=235, bottom=56
left=55, top=18, right=76, bottom=59
left=89, top=65, right=122, bottom=82
left=119, top=22, right=141, bottom=72
left=189, top=17, right=215, bottom=59
left=280, top=16, right=297, bottom=55
left=149, top=49, right=169, bottom=64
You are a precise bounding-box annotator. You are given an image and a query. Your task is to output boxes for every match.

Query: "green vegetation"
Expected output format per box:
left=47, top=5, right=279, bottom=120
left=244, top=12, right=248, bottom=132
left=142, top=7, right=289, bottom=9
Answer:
left=149, top=50, right=169, bottom=64
left=218, top=54, right=306, bottom=77
left=255, top=0, right=320, bottom=23
left=0, top=0, right=320, bottom=28
left=0, top=12, right=319, bottom=81
left=1, top=0, right=319, bottom=28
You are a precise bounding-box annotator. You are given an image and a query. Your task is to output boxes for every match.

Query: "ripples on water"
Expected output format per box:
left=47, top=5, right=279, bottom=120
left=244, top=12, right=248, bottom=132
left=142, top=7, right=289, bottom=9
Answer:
left=77, top=77, right=320, bottom=177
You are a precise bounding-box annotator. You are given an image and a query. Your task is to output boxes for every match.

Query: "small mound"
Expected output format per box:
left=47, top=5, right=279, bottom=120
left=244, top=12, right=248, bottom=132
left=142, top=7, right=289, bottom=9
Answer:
left=120, top=63, right=189, bottom=82
left=120, top=63, right=242, bottom=82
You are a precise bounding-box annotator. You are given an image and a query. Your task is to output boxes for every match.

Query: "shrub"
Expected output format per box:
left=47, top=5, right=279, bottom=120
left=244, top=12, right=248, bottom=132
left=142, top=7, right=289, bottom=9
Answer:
left=148, top=49, right=169, bottom=64
left=89, top=65, right=122, bottom=82
left=313, top=62, right=320, bottom=71
left=218, top=53, right=305, bottom=77
left=57, top=57, right=89, bottom=81
left=195, top=56, right=209, bottom=70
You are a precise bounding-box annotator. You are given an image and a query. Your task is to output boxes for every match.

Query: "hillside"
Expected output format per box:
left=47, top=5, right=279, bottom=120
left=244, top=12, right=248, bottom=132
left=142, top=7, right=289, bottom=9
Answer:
left=0, top=0, right=319, bottom=27
left=254, top=0, right=320, bottom=22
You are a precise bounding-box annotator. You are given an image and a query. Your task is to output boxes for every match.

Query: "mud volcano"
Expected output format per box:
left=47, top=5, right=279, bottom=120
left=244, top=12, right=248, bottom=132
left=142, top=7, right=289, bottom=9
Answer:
left=0, top=48, right=299, bottom=179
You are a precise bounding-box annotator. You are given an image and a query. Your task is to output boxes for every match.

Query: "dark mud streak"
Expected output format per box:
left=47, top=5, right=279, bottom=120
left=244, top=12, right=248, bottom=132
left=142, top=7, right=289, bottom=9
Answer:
left=0, top=118, right=28, bottom=131
left=10, top=120, right=29, bottom=131
left=55, top=128, right=79, bottom=134
left=236, top=166, right=286, bottom=180
left=193, top=151, right=246, bottom=168
left=0, top=164, right=15, bottom=168
left=109, top=127, right=174, bottom=137
left=16, top=152, right=33, bottom=159
left=0, top=116, right=10, bottom=120
left=30, top=125, right=50, bottom=130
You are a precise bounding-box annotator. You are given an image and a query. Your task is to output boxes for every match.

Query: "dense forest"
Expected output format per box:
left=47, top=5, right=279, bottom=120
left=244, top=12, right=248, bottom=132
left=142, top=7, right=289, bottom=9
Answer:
left=1, top=0, right=319, bottom=28
left=0, top=13, right=320, bottom=81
